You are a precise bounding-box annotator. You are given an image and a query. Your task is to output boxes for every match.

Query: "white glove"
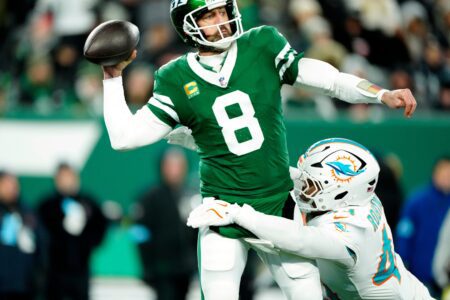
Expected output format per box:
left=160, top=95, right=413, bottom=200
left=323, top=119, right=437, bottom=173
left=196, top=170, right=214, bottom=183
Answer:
left=165, top=126, right=198, bottom=151
left=187, top=198, right=241, bottom=228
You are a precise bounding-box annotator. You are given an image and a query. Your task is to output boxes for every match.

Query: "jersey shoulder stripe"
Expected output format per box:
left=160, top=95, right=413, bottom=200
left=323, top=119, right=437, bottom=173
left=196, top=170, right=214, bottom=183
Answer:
left=147, top=55, right=189, bottom=127
left=241, top=25, right=303, bottom=85
left=276, top=46, right=298, bottom=81
left=148, top=96, right=179, bottom=123
left=146, top=98, right=178, bottom=127
left=154, top=93, right=175, bottom=107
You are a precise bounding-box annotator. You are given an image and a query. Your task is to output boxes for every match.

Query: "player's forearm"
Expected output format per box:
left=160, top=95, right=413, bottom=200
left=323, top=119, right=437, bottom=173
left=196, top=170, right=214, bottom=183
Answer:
left=235, top=205, right=352, bottom=263
left=103, top=76, right=171, bottom=150
left=295, top=58, right=387, bottom=104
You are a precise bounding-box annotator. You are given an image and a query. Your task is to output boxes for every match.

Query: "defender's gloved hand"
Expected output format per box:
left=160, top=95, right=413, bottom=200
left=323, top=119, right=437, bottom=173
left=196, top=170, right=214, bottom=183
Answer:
left=187, top=198, right=241, bottom=228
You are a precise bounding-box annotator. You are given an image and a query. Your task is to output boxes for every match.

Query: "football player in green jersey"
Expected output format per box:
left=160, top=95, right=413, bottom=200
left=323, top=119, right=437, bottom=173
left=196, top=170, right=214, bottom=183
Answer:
left=101, top=0, right=417, bottom=299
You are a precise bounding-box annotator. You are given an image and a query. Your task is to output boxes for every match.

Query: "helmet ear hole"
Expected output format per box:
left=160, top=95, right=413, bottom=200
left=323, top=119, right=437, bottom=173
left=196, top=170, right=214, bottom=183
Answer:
left=334, top=191, right=348, bottom=200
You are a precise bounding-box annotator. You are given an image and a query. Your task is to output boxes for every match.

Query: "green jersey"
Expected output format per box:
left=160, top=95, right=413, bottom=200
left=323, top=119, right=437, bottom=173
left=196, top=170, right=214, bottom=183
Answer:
left=147, top=25, right=303, bottom=201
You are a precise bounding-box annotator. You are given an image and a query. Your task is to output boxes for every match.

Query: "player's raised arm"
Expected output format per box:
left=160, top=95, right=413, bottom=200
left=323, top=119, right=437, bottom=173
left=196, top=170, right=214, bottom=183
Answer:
left=101, top=51, right=172, bottom=151
left=84, top=21, right=173, bottom=151
left=102, top=73, right=172, bottom=150
left=101, top=50, right=171, bottom=151
left=294, top=58, right=417, bottom=118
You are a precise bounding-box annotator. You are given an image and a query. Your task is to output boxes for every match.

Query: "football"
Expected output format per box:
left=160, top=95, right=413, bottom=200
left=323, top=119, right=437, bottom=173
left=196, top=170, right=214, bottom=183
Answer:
left=83, top=20, right=140, bottom=66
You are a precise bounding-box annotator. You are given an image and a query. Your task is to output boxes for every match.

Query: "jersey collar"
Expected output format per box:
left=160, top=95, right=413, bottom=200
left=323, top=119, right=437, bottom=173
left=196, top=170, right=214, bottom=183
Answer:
left=187, top=42, right=237, bottom=88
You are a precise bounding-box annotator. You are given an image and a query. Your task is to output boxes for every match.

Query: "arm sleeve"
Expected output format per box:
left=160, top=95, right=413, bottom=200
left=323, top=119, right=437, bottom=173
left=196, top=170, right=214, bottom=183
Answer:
left=294, top=58, right=387, bottom=104
left=103, top=76, right=172, bottom=151
left=235, top=205, right=354, bottom=266
left=433, top=211, right=450, bottom=288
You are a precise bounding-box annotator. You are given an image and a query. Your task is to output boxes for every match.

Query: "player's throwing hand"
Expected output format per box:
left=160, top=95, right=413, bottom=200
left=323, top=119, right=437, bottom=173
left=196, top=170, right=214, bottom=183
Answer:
left=102, top=50, right=138, bottom=79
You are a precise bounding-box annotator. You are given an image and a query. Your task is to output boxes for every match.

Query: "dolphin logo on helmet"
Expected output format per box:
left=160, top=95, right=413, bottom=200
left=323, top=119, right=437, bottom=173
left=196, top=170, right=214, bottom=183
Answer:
left=326, top=161, right=366, bottom=177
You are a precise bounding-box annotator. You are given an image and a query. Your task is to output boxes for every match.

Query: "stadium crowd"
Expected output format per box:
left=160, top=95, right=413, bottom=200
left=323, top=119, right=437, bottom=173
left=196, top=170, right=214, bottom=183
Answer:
left=0, top=0, right=450, bottom=117
left=1, top=0, right=450, bottom=299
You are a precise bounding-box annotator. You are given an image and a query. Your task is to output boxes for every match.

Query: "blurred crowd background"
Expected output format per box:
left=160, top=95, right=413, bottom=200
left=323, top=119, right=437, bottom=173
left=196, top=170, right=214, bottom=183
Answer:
left=0, top=0, right=450, bottom=299
left=1, top=0, right=450, bottom=116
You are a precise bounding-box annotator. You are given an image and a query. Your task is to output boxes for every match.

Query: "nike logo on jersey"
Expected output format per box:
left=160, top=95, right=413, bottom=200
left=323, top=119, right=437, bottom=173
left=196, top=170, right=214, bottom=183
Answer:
left=333, top=215, right=348, bottom=220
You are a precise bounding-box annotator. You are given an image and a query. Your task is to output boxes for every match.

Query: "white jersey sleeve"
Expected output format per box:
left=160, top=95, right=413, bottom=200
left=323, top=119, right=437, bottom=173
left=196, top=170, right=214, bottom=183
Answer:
left=235, top=204, right=355, bottom=266
left=103, top=77, right=172, bottom=150
left=295, top=58, right=387, bottom=104
left=307, top=207, right=371, bottom=263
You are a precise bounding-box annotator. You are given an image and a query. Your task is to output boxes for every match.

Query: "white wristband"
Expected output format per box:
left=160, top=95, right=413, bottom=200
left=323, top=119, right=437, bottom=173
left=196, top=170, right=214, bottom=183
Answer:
left=376, top=89, right=389, bottom=104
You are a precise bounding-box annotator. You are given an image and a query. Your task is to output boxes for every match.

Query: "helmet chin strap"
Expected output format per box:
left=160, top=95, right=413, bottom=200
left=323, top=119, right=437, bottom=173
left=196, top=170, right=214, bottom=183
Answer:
left=198, top=45, right=228, bottom=54
left=196, top=39, right=233, bottom=53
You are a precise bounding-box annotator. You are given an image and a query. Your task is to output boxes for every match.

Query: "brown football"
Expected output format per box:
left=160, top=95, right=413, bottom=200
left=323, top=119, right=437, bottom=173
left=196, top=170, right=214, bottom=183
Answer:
left=83, top=20, right=139, bottom=66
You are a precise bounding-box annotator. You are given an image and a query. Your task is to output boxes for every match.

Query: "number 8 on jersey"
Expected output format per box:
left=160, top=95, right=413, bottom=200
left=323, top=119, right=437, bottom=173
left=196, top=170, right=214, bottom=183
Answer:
left=212, top=91, right=264, bottom=156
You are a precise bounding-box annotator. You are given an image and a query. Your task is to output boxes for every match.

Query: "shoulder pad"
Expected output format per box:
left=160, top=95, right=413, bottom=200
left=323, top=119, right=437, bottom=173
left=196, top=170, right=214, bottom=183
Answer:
left=243, top=25, right=280, bottom=48
left=155, top=54, right=187, bottom=83
left=316, top=207, right=373, bottom=231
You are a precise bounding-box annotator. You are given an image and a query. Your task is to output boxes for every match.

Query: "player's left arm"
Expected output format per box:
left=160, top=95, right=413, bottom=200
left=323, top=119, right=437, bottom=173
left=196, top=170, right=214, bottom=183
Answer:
left=262, top=26, right=416, bottom=117
left=294, top=58, right=417, bottom=118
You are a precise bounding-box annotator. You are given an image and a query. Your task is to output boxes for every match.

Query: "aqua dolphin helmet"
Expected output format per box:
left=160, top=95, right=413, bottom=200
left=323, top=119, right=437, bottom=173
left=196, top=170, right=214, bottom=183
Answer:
left=294, top=138, right=380, bottom=212
left=170, top=0, right=244, bottom=50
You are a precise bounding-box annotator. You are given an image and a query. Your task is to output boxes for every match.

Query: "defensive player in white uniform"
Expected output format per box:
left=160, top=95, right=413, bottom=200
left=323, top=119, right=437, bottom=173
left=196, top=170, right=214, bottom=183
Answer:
left=188, top=138, right=434, bottom=299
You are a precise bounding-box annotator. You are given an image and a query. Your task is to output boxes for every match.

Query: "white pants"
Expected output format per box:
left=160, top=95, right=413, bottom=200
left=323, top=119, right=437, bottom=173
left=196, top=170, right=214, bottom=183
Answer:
left=199, top=227, right=322, bottom=300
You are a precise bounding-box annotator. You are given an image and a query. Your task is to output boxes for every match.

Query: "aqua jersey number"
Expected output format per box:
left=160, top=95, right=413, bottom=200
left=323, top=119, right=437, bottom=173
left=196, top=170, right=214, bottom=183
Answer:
left=372, top=226, right=401, bottom=285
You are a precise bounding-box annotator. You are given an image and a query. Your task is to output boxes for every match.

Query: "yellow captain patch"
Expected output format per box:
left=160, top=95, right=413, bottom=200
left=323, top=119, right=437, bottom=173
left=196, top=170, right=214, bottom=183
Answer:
left=184, top=81, right=200, bottom=99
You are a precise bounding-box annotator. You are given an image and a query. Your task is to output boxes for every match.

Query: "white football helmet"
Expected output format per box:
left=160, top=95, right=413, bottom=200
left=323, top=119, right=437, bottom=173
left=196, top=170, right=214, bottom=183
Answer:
left=293, top=138, right=380, bottom=212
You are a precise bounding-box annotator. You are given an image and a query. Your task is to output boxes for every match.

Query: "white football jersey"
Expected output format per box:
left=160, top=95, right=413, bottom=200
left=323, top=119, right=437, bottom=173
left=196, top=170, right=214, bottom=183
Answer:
left=308, top=196, right=432, bottom=300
